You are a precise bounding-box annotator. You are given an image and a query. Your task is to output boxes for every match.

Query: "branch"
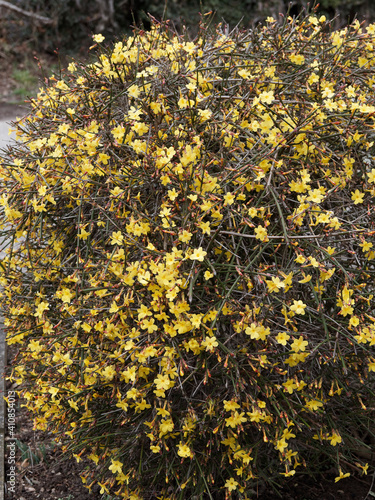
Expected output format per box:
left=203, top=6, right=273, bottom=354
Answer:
left=220, top=229, right=367, bottom=240
left=0, top=0, right=53, bottom=24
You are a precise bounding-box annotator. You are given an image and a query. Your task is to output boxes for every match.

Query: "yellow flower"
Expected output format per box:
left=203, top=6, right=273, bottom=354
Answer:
left=307, top=188, right=325, bottom=203
left=177, top=443, right=193, bottom=458
left=298, top=273, right=311, bottom=283
left=78, top=227, right=90, bottom=240
left=199, top=221, right=211, bottom=234
left=349, top=316, right=359, bottom=327
left=245, top=322, right=261, bottom=339
left=290, top=336, right=309, bottom=352
left=202, top=336, right=218, bottom=351
left=198, top=109, right=212, bottom=121
left=266, top=276, right=285, bottom=293
left=276, top=332, right=290, bottom=345
left=204, top=270, right=214, bottom=280
left=159, top=418, right=174, bottom=436
left=223, top=400, right=240, bottom=412
left=135, top=400, right=151, bottom=413
left=225, top=411, right=247, bottom=428
left=111, top=231, right=124, bottom=246
left=111, top=125, right=125, bottom=141
left=275, top=438, right=288, bottom=452
left=340, top=303, right=354, bottom=317
left=59, top=288, right=74, bottom=304
left=305, top=399, right=324, bottom=411
left=225, top=478, right=238, bottom=492
left=29, top=340, right=43, bottom=353
left=238, top=68, right=252, bottom=79
left=88, top=453, right=99, bottom=464
left=34, top=301, right=49, bottom=318
left=167, top=188, right=178, bottom=201
left=48, top=387, right=59, bottom=398
left=155, top=374, right=171, bottom=390
left=81, top=322, right=92, bottom=332
left=128, top=85, right=140, bottom=98
left=335, top=470, right=350, bottom=482
left=258, top=90, right=274, bottom=104
left=98, top=482, right=109, bottom=495
left=289, top=53, right=305, bottom=65
left=351, top=189, right=365, bottom=204
left=367, top=168, right=375, bottom=183
left=179, top=230, right=192, bottom=243
left=360, top=240, right=373, bottom=252
left=283, top=379, right=298, bottom=394
left=290, top=300, right=307, bottom=315
left=109, top=186, right=123, bottom=198
left=356, top=462, right=369, bottom=475
left=132, top=121, right=148, bottom=135
left=109, top=459, right=123, bottom=475
left=188, top=194, right=198, bottom=202
left=141, top=318, right=158, bottom=333
left=223, top=192, right=235, bottom=206
left=254, top=225, right=268, bottom=242
left=93, top=34, right=105, bottom=43
left=328, top=431, right=342, bottom=446
left=281, top=469, right=296, bottom=477
left=190, top=248, right=207, bottom=261
left=102, top=365, right=116, bottom=380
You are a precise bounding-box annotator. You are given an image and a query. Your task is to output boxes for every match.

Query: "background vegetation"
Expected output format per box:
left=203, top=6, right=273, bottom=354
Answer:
left=1, top=0, right=375, bottom=57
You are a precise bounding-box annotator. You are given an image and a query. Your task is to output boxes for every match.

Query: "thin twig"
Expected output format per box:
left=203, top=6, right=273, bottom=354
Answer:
left=220, top=228, right=367, bottom=239
left=364, top=471, right=375, bottom=500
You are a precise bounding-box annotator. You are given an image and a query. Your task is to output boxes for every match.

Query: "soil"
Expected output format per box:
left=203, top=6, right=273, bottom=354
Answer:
left=0, top=103, right=26, bottom=121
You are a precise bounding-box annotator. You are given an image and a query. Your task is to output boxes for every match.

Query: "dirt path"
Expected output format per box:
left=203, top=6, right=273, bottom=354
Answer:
left=0, top=104, right=25, bottom=121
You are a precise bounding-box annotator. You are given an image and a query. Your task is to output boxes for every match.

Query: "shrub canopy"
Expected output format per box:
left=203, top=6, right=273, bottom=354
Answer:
left=1, top=13, right=375, bottom=499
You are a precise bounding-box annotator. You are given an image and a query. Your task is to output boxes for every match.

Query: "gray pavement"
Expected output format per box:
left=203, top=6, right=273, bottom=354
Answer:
left=0, top=121, right=9, bottom=144
left=0, top=119, right=16, bottom=146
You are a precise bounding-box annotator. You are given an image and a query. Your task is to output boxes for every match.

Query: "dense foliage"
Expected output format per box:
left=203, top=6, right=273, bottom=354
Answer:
left=1, top=12, right=375, bottom=499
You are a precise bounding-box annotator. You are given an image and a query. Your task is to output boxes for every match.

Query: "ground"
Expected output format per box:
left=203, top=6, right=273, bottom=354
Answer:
left=0, top=48, right=58, bottom=119
left=1, top=50, right=375, bottom=500
left=0, top=61, right=35, bottom=120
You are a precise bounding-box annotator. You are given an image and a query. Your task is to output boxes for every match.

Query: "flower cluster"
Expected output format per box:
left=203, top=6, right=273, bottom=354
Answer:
left=1, top=12, right=375, bottom=499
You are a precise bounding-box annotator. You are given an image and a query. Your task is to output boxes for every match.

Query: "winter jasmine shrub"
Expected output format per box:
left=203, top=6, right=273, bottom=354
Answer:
left=1, top=11, right=375, bottom=499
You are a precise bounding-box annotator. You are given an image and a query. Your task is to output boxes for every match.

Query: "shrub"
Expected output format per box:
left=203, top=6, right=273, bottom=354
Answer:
left=1, top=12, right=375, bottom=499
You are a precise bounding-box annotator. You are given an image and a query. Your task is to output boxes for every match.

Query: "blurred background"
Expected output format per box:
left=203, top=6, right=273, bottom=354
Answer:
left=0, top=0, right=375, bottom=105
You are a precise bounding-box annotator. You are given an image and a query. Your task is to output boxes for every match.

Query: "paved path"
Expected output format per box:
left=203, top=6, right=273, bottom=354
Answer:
left=0, top=121, right=10, bottom=144
left=0, top=118, right=16, bottom=146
